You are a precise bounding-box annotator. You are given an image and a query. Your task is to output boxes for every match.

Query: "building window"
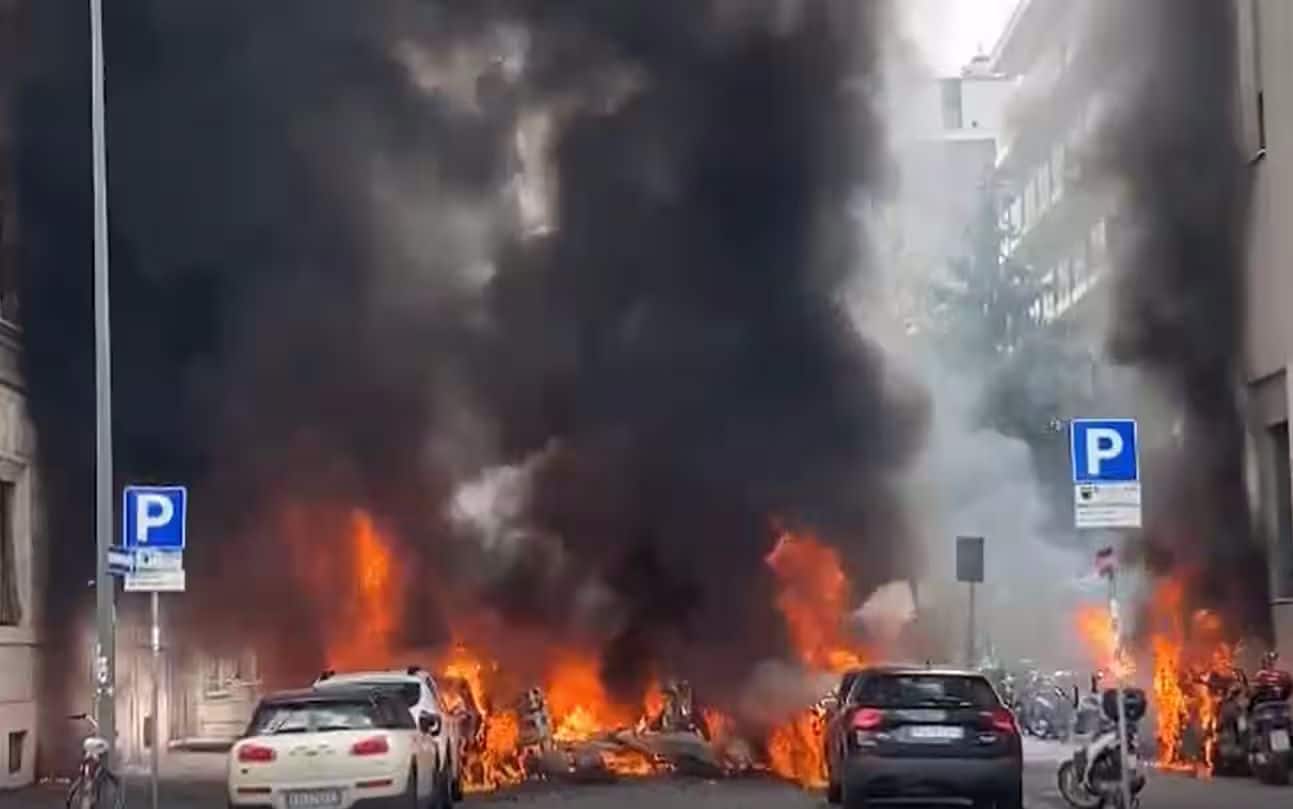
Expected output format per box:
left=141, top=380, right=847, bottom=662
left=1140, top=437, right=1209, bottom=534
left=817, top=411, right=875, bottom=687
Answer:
left=940, top=78, right=963, bottom=130
left=1258, top=90, right=1267, bottom=151
left=1037, top=165, right=1051, bottom=215
left=7, top=730, right=24, bottom=775
left=0, top=482, right=17, bottom=627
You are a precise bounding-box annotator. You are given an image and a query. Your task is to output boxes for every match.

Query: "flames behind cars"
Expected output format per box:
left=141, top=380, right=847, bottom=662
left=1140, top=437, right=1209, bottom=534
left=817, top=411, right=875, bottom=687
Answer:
left=272, top=513, right=875, bottom=796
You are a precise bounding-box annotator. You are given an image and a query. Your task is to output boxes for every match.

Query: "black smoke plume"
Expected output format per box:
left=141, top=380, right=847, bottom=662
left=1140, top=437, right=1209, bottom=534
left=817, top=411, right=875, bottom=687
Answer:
left=18, top=0, right=921, bottom=740
left=1084, top=0, right=1267, bottom=635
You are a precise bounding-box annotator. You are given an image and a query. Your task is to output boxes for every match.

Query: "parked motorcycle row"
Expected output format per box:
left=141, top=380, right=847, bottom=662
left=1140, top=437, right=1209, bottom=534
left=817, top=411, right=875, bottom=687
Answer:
left=981, top=662, right=1078, bottom=742
left=981, top=652, right=1293, bottom=808
left=1199, top=651, right=1293, bottom=785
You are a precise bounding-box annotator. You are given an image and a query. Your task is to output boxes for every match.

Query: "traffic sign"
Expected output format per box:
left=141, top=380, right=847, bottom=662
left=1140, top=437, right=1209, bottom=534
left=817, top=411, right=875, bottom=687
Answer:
left=956, top=536, right=985, bottom=583
left=106, top=547, right=134, bottom=576
left=123, top=486, right=187, bottom=549
left=1070, top=420, right=1139, bottom=483
left=1070, top=420, right=1141, bottom=529
left=1075, top=483, right=1143, bottom=529
left=124, top=569, right=186, bottom=593
left=134, top=548, right=183, bottom=571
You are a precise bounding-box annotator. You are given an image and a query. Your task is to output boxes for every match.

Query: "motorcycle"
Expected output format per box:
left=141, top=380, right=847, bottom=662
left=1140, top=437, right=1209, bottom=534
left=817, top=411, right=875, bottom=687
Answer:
left=1020, top=673, right=1073, bottom=740
left=1208, top=665, right=1251, bottom=776
left=1057, top=687, right=1147, bottom=809
left=1247, top=653, right=1292, bottom=785
left=1207, top=652, right=1292, bottom=784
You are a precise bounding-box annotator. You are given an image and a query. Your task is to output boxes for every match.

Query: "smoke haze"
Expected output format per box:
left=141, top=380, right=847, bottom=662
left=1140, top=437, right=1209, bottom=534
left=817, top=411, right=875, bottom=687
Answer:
left=19, top=0, right=929, bottom=723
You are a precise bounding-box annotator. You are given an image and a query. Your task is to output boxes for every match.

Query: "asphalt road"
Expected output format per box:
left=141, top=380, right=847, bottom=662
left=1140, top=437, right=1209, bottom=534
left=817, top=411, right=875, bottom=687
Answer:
left=3, top=747, right=1291, bottom=808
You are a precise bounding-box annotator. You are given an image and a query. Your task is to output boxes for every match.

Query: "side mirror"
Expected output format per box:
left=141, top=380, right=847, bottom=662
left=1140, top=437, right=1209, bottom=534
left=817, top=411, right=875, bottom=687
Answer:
left=419, top=713, right=442, bottom=737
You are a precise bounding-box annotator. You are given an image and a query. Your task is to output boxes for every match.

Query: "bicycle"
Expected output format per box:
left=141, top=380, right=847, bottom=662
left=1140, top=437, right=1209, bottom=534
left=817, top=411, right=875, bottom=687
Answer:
left=66, top=713, right=124, bottom=809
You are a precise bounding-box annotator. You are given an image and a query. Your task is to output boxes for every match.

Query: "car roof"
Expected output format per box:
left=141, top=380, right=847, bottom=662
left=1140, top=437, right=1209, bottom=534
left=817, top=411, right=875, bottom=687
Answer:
left=857, top=665, right=988, bottom=678
left=317, top=671, right=425, bottom=684
left=258, top=686, right=401, bottom=706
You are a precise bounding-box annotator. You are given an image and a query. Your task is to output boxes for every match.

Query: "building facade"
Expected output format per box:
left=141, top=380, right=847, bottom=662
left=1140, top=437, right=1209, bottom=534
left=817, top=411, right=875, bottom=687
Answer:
left=990, top=0, right=1113, bottom=335
left=0, top=0, right=45, bottom=790
left=1237, top=0, right=1293, bottom=657
left=990, top=0, right=1293, bottom=658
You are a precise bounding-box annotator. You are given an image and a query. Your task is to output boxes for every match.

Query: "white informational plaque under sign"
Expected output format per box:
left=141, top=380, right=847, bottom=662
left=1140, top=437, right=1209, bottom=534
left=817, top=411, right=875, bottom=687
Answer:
left=124, top=569, right=186, bottom=593
left=1074, top=482, right=1142, bottom=529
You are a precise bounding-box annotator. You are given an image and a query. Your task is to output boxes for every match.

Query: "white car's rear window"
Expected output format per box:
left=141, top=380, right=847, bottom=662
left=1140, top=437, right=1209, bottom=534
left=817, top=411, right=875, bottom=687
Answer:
left=248, top=698, right=411, bottom=735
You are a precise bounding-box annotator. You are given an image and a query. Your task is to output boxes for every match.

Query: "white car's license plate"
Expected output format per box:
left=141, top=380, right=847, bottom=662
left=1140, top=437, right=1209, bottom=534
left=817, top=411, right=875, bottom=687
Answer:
left=1271, top=730, right=1291, bottom=752
left=286, top=789, right=343, bottom=809
left=908, top=725, right=963, bottom=741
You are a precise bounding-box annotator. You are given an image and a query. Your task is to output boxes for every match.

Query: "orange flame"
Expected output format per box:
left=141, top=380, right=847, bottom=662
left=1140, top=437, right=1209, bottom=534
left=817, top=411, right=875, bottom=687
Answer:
left=765, top=529, right=866, bottom=672
left=332, top=512, right=401, bottom=669
left=764, top=529, right=864, bottom=787
left=766, top=711, right=828, bottom=789
left=547, top=653, right=635, bottom=743
left=285, top=508, right=405, bottom=671
left=1148, top=578, right=1239, bottom=776
left=1075, top=604, right=1135, bottom=679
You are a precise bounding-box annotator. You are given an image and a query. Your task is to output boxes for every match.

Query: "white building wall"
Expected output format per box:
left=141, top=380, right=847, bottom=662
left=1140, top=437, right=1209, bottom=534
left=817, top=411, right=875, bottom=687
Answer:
left=1240, top=0, right=1293, bottom=657
left=0, top=372, right=42, bottom=790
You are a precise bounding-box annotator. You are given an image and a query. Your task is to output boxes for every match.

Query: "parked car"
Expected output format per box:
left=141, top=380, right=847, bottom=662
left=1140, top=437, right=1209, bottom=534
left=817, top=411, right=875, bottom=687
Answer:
left=228, top=685, right=449, bottom=809
left=824, top=665, right=1023, bottom=809
left=315, top=666, right=463, bottom=801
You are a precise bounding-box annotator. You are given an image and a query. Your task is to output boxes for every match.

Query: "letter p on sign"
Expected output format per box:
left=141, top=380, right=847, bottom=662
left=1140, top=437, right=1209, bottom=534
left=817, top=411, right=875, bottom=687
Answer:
left=123, top=486, right=187, bottom=550
left=136, top=494, right=174, bottom=544
left=1085, top=428, right=1124, bottom=477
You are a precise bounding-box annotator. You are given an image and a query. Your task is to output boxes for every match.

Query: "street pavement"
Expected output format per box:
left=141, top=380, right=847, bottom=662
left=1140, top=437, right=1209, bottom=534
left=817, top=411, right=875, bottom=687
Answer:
left=3, top=745, right=1292, bottom=808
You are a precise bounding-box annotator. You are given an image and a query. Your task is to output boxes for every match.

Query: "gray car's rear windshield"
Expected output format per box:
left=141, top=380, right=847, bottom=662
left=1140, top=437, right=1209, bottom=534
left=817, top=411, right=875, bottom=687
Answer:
left=852, top=674, right=1000, bottom=709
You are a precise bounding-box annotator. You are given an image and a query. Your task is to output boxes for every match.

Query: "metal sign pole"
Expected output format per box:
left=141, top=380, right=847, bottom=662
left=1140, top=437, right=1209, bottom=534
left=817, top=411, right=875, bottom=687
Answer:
left=967, top=582, right=977, bottom=667
left=89, top=0, right=117, bottom=761
left=1109, top=569, right=1133, bottom=809
left=151, top=592, right=161, bottom=809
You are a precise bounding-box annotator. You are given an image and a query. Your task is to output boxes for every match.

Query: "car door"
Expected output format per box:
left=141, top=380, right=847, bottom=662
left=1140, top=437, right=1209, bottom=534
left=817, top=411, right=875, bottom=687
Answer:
left=406, top=695, right=439, bottom=799
left=423, top=677, right=452, bottom=779
left=395, top=694, right=437, bottom=799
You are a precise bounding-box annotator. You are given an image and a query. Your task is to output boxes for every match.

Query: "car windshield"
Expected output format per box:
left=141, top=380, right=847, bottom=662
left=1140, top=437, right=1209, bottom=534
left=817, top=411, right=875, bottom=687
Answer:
left=247, top=699, right=381, bottom=735
left=854, top=675, right=1000, bottom=709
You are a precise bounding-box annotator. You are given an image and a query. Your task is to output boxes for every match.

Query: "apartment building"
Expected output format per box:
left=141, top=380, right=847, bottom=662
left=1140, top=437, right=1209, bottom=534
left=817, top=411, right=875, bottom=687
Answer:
left=0, top=0, right=45, bottom=790
left=1237, top=0, right=1293, bottom=654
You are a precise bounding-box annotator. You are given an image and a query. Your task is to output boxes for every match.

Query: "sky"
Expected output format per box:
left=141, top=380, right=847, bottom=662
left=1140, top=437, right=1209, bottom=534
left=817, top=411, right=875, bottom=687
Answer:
left=901, top=0, right=1022, bottom=75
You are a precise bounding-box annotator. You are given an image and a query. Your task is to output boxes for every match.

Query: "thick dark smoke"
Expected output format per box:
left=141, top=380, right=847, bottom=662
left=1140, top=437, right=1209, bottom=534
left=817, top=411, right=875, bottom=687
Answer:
left=1084, top=0, right=1267, bottom=635
left=19, top=0, right=920, bottom=724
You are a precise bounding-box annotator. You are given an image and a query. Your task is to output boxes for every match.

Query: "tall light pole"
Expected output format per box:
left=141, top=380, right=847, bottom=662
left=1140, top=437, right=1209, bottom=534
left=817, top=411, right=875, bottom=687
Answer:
left=89, top=0, right=116, bottom=757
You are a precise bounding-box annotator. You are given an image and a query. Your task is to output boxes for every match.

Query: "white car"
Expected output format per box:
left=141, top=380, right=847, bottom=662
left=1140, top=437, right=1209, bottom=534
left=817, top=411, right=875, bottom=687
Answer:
left=228, top=686, right=449, bottom=809
left=314, top=667, right=463, bottom=801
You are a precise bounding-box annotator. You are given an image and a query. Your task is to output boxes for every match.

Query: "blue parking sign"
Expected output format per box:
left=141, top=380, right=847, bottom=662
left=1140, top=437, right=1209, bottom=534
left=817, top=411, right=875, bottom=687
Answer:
left=1070, top=420, right=1139, bottom=484
left=122, top=486, right=187, bottom=549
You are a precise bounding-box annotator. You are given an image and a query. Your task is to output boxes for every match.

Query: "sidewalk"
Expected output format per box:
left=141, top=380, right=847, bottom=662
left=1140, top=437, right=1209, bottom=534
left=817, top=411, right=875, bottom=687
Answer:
left=0, top=752, right=226, bottom=809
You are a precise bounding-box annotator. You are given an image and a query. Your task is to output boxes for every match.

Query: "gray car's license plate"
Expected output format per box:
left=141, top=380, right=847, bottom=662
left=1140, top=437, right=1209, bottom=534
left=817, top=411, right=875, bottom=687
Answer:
left=907, top=725, right=964, bottom=741
left=286, top=789, right=343, bottom=809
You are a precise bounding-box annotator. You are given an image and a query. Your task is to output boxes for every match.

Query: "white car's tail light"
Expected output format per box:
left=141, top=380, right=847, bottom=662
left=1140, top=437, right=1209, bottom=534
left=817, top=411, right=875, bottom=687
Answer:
left=350, top=736, right=390, bottom=756
left=237, top=744, right=276, bottom=763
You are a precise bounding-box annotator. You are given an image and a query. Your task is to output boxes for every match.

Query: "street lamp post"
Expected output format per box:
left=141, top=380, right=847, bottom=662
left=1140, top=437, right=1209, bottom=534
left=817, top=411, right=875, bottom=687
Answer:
left=89, top=0, right=116, bottom=758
